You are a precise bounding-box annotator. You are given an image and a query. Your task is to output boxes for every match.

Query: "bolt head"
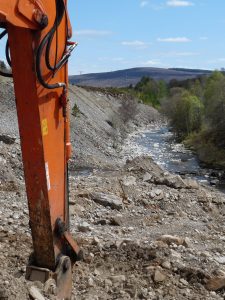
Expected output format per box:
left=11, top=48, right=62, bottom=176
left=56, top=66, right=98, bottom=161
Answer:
left=33, top=9, right=48, bottom=29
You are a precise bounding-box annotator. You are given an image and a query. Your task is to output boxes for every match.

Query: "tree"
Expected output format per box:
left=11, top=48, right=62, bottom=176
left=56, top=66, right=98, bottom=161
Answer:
left=161, top=88, right=203, bottom=138
left=203, top=71, right=225, bottom=147
left=118, top=95, right=138, bottom=124
left=134, top=76, right=167, bottom=107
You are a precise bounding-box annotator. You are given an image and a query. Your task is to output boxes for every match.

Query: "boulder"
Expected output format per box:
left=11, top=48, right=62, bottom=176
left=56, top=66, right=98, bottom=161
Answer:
left=163, top=175, right=187, bottom=189
left=90, top=192, right=123, bottom=210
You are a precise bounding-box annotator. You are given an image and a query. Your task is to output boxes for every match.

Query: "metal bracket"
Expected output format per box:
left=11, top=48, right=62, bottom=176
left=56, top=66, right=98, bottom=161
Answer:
left=18, top=0, right=48, bottom=29
left=26, top=256, right=73, bottom=300
left=55, top=218, right=83, bottom=262
left=0, top=0, right=48, bottom=29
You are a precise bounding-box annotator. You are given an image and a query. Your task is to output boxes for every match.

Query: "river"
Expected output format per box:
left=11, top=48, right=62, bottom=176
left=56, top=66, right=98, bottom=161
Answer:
left=124, top=125, right=225, bottom=192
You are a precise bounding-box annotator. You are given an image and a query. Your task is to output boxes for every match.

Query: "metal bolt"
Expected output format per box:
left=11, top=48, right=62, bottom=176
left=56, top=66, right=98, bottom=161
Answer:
left=33, top=9, right=48, bottom=29
left=39, top=14, right=48, bottom=29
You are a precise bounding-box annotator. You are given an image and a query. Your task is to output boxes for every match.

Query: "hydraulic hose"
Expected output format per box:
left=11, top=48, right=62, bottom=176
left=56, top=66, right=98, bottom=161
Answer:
left=36, top=0, right=67, bottom=89
left=6, top=40, right=11, bottom=67
left=0, top=29, right=12, bottom=78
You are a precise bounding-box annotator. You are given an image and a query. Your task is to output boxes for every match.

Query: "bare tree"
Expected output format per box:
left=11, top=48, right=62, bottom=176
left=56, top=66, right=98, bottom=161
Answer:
left=119, top=95, right=138, bottom=124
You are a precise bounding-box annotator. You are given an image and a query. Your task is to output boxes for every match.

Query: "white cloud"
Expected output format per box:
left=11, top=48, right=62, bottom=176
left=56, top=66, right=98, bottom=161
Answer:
left=167, top=0, right=194, bottom=7
left=140, top=1, right=149, bottom=7
left=74, top=30, right=112, bottom=37
left=157, top=37, right=191, bottom=43
left=142, top=59, right=162, bottom=66
left=121, top=40, right=150, bottom=49
left=144, top=59, right=162, bottom=66
left=173, top=52, right=199, bottom=56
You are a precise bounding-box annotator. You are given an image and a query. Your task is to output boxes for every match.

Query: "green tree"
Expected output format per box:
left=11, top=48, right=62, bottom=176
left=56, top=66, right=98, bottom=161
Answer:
left=134, top=76, right=167, bottom=107
left=204, top=71, right=225, bottom=147
left=161, top=88, right=203, bottom=138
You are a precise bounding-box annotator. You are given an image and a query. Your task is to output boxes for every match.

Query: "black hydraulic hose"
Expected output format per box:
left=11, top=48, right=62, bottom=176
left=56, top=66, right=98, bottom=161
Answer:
left=45, top=0, right=66, bottom=72
left=0, top=29, right=7, bottom=40
left=5, top=40, right=11, bottom=67
left=0, top=30, right=12, bottom=78
left=36, top=0, right=66, bottom=89
left=36, top=30, right=65, bottom=89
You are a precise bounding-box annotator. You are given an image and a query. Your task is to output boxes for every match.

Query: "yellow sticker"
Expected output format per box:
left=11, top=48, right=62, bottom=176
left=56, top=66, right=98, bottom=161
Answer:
left=42, top=119, right=48, bottom=136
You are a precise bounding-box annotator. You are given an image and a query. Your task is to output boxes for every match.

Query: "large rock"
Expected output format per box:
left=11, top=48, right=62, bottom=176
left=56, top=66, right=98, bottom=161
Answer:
left=157, top=235, right=190, bottom=247
left=184, top=178, right=199, bottom=189
left=90, top=192, right=123, bottom=210
left=163, top=175, right=187, bottom=189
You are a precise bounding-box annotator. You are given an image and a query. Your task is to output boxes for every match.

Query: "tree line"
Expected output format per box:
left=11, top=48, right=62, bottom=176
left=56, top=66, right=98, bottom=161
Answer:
left=125, top=72, right=225, bottom=167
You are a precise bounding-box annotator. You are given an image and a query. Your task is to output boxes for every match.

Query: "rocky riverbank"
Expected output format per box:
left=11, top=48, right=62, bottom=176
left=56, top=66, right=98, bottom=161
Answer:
left=1, top=80, right=225, bottom=300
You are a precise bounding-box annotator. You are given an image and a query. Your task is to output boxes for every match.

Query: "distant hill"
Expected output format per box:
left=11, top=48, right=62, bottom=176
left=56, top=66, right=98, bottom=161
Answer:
left=69, top=67, right=212, bottom=88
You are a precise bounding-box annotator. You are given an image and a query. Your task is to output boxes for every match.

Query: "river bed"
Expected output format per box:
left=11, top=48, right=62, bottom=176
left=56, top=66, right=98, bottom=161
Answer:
left=123, top=125, right=225, bottom=192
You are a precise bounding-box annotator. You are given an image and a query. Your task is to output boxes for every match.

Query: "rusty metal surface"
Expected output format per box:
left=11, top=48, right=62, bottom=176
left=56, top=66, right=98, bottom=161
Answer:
left=0, top=0, right=52, bottom=29
left=3, top=0, right=73, bottom=269
left=1, top=0, right=80, bottom=276
left=26, top=266, right=51, bottom=283
left=7, top=26, right=56, bottom=269
left=55, top=256, right=72, bottom=300
left=64, top=231, right=83, bottom=262
left=55, top=218, right=83, bottom=262
left=26, top=256, right=73, bottom=300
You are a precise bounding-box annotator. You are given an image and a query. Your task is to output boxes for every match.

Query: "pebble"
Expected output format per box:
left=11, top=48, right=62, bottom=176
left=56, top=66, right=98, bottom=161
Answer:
left=29, top=286, right=45, bottom=300
left=161, top=261, right=171, bottom=270
left=157, top=235, right=184, bottom=246
left=77, top=222, right=92, bottom=232
left=109, top=275, right=126, bottom=284
left=88, top=277, right=95, bottom=287
left=143, top=172, right=153, bottom=182
left=215, top=256, right=225, bottom=264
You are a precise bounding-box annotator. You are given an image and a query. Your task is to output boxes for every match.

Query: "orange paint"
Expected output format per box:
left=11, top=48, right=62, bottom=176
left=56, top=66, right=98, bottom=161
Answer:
left=0, top=0, right=79, bottom=271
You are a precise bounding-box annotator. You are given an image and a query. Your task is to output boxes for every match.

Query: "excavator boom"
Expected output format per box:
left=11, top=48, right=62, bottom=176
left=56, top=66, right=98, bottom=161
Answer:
left=0, top=1, right=81, bottom=299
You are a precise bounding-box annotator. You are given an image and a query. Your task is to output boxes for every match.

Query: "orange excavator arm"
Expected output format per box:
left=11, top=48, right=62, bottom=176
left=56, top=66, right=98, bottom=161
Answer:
left=0, top=1, right=81, bottom=299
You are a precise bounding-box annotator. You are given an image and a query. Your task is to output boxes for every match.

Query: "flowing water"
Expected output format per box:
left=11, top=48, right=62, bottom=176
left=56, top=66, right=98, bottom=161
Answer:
left=126, top=125, right=225, bottom=191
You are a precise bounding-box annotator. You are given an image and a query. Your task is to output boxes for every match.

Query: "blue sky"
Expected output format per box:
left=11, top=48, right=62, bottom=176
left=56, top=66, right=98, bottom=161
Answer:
left=67, top=0, right=225, bottom=75
left=1, top=1, right=225, bottom=75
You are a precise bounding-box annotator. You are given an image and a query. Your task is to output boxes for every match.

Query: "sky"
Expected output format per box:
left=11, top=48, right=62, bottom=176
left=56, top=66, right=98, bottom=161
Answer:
left=67, top=0, right=225, bottom=75
left=1, top=1, right=225, bottom=75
